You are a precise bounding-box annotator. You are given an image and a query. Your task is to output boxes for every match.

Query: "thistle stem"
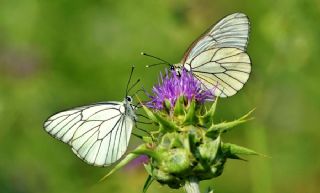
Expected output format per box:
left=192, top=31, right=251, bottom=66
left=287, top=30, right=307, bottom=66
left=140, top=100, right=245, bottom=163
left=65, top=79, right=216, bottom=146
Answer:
left=184, top=177, right=200, bottom=193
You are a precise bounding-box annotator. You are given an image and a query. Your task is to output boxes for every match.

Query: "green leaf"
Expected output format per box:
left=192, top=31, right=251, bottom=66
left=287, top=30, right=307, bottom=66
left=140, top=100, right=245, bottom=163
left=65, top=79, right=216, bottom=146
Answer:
left=99, top=144, right=154, bottom=182
left=99, top=153, right=140, bottom=182
left=164, top=99, right=171, bottom=113
left=142, top=105, right=158, bottom=123
left=143, top=175, right=154, bottom=193
left=153, top=112, right=179, bottom=132
left=199, top=98, right=218, bottom=127
left=188, top=132, right=197, bottom=155
left=144, top=163, right=153, bottom=176
left=206, top=109, right=254, bottom=138
left=226, top=154, right=247, bottom=161
left=142, top=136, right=153, bottom=143
left=221, top=143, right=262, bottom=157
left=132, top=144, right=161, bottom=161
left=205, top=187, right=214, bottom=193
left=199, top=136, right=221, bottom=163
left=135, top=95, right=158, bottom=123
left=183, top=99, right=197, bottom=125
left=173, top=96, right=185, bottom=116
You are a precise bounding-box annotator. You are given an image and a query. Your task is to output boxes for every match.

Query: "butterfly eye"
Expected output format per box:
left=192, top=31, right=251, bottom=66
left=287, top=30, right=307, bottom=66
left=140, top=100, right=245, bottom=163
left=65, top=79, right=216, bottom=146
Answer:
left=170, top=65, right=175, bottom=71
left=126, top=96, right=132, bottom=102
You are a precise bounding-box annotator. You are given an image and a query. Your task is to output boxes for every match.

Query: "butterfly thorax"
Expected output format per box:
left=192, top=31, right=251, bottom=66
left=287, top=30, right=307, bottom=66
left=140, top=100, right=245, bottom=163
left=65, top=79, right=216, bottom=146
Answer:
left=173, top=63, right=191, bottom=75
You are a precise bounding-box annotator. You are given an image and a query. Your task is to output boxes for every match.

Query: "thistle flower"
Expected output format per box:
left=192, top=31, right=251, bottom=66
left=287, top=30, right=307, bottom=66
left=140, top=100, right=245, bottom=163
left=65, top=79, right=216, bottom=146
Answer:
left=102, top=69, right=260, bottom=193
left=147, top=69, right=213, bottom=110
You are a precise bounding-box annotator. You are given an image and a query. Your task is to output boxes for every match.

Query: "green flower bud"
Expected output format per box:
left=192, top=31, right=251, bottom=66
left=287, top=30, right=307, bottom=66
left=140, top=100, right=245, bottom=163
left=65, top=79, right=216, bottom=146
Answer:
left=198, top=136, right=220, bottom=164
left=152, top=167, right=175, bottom=182
left=133, top=99, right=261, bottom=190
left=161, top=148, right=192, bottom=174
left=151, top=166, right=184, bottom=189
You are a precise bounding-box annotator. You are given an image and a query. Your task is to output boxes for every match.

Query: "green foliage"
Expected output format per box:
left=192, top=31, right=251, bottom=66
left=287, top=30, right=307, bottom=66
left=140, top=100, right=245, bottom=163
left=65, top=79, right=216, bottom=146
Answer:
left=206, top=109, right=254, bottom=138
left=0, top=1, right=319, bottom=193
left=137, top=100, right=259, bottom=189
left=143, top=175, right=154, bottom=193
left=99, top=152, right=141, bottom=182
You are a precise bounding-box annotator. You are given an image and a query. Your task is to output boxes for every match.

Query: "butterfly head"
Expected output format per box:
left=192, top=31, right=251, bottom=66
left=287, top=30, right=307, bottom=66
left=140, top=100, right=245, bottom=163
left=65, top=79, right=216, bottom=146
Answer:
left=125, top=95, right=137, bottom=111
left=172, top=64, right=182, bottom=77
left=125, top=96, right=133, bottom=104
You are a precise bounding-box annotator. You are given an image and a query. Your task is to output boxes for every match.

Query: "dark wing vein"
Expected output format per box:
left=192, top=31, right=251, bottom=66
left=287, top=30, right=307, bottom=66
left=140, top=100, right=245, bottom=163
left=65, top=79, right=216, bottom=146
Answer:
left=181, top=13, right=249, bottom=63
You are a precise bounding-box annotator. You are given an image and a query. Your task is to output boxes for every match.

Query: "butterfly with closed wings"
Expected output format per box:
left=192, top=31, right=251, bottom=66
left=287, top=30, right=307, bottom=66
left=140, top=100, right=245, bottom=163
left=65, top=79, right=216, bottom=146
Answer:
left=44, top=67, right=139, bottom=167
left=175, top=12, right=251, bottom=97
left=143, top=13, right=251, bottom=98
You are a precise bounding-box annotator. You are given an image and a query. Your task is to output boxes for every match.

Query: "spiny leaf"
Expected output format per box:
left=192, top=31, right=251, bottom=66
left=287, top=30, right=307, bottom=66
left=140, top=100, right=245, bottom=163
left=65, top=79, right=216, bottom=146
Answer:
left=153, top=112, right=179, bottom=132
left=135, top=95, right=158, bottom=122
left=199, top=98, right=218, bottom=127
left=225, top=153, right=247, bottom=161
left=205, top=186, right=214, bottom=193
left=164, top=99, right=171, bottom=114
left=143, top=175, right=154, bottom=193
left=142, top=105, right=158, bottom=123
left=183, top=99, right=197, bottom=125
left=173, top=96, right=185, bottom=116
left=206, top=109, right=255, bottom=137
left=99, top=153, right=140, bottom=182
left=132, top=144, right=160, bottom=161
left=144, top=163, right=153, bottom=176
left=221, top=143, right=264, bottom=157
left=142, top=136, right=153, bottom=143
left=99, top=144, right=153, bottom=182
left=198, top=136, right=221, bottom=163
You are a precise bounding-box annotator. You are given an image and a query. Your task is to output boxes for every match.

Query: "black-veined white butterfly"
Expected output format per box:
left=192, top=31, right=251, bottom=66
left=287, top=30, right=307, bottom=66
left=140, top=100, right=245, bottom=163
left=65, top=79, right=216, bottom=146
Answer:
left=143, top=12, right=251, bottom=98
left=44, top=67, right=139, bottom=166
left=176, top=12, right=251, bottom=97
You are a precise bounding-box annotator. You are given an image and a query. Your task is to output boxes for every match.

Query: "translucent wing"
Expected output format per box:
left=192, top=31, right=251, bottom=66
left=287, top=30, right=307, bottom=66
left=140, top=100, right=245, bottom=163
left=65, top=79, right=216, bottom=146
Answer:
left=186, top=47, right=251, bottom=97
left=182, top=13, right=249, bottom=64
left=44, top=102, right=135, bottom=166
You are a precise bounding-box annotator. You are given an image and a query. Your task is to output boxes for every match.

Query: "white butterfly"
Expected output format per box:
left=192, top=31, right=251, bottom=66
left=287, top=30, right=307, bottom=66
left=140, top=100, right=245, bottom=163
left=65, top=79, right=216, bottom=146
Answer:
left=44, top=70, right=138, bottom=167
left=174, top=12, right=251, bottom=97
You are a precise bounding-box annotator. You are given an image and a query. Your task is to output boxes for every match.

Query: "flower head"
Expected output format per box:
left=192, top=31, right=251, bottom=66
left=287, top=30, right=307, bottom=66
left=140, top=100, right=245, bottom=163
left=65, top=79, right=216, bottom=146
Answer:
left=147, top=68, right=213, bottom=110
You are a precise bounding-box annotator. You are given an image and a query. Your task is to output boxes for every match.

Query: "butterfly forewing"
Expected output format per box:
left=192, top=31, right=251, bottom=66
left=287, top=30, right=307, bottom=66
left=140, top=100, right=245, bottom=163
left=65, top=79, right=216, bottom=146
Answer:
left=44, top=101, right=135, bottom=166
left=182, top=13, right=249, bottom=64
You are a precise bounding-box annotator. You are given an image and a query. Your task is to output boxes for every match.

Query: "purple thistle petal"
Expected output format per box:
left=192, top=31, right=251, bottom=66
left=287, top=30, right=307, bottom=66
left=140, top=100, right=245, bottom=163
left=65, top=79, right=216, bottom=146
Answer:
left=147, top=68, right=214, bottom=110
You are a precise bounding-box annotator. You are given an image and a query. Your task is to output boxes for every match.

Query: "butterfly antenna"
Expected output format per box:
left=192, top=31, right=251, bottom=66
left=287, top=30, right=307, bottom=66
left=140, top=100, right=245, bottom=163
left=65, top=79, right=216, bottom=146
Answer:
left=141, top=52, right=172, bottom=68
left=125, top=65, right=135, bottom=97
left=127, top=78, right=141, bottom=94
left=133, top=87, right=148, bottom=96
left=145, top=62, right=168, bottom=68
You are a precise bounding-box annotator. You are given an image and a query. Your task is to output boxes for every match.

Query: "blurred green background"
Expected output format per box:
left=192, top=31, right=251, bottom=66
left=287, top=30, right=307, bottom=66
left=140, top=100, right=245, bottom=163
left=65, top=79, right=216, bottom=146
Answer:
left=1, top=0, right=319, bottom=193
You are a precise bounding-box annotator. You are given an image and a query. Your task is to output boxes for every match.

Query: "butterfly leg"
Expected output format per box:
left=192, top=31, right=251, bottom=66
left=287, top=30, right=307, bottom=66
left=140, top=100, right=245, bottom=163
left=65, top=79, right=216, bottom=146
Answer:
left=132, top=132, right=144, bottom=139
left=136, top=113, right=151, bottom=120
left=136, top=120, right=153, bottom=125
left=135, top=124, right=151, bottom=136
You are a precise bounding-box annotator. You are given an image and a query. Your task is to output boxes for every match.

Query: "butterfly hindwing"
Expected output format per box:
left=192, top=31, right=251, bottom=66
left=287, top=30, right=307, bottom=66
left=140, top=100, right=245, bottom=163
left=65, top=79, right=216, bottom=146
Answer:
left=44, top=102, right=134, bottom=166
left=187, top=47, right=251, bottom=97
